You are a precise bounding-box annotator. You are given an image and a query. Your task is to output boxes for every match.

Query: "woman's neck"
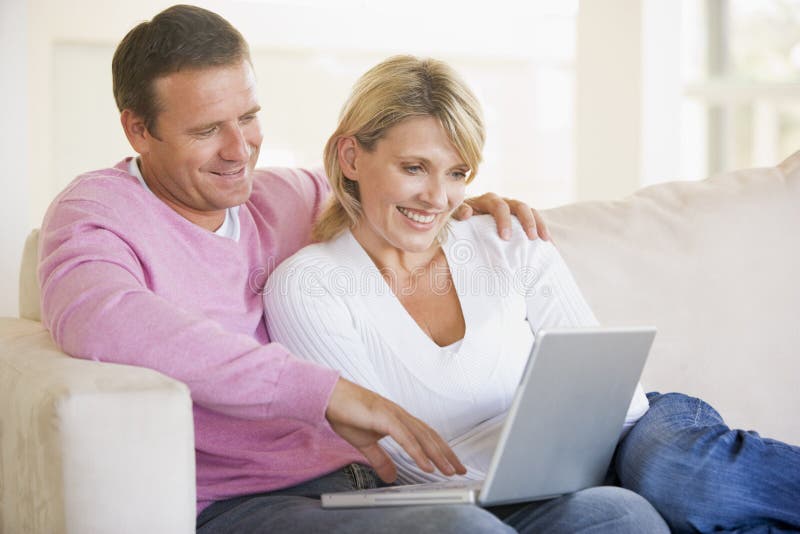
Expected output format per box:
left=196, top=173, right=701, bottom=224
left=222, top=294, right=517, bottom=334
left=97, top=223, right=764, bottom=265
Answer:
left=350, top=221, right=464, bottom=348
left=350, top=222, right=442, bottom=276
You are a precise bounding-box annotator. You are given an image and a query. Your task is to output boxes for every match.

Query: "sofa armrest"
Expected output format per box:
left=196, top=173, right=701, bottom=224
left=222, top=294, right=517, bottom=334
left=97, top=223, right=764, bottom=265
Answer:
left=0, top=317, right=196, bottom=534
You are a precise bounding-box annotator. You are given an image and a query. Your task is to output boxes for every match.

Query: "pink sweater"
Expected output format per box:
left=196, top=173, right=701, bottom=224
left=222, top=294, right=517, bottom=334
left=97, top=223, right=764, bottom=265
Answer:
left=38, top=159, right=363, bottom=513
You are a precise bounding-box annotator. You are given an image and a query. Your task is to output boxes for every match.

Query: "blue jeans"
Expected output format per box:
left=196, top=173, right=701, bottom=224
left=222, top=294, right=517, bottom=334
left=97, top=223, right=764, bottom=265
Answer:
left=615, top=392, right=800, bottom=533
left=196, top=463, right=668, bottom=533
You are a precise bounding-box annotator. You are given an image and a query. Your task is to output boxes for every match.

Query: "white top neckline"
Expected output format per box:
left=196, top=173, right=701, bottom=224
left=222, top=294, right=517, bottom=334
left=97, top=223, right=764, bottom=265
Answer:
left=340, top=230, right=469, bottom=351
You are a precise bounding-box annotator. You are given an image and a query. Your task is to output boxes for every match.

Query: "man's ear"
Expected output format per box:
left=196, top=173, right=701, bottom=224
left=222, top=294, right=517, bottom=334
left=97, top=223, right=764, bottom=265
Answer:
left=337, top=136, right=359, bottom=182
left=120, top=109, right=152, bottom=155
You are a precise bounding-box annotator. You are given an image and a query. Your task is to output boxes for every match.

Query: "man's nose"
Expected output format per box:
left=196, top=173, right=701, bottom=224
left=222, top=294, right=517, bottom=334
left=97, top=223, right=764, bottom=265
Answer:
left=220, top=124, right=250, bottom=162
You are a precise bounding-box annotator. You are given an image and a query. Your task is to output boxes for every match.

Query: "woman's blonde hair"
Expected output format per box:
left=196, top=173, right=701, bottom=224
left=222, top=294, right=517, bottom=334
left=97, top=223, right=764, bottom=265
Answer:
left=314, top=55, right=486, bottom=242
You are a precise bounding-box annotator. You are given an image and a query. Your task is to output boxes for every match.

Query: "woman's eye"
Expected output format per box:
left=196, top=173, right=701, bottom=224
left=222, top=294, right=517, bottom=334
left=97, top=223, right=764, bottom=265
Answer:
left=405, top=165, right=423, bottom=174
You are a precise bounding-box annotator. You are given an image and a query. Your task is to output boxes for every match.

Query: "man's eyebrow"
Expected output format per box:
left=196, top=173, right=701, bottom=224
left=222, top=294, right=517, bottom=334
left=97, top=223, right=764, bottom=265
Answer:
left=241, top=105, right=261, bottom=117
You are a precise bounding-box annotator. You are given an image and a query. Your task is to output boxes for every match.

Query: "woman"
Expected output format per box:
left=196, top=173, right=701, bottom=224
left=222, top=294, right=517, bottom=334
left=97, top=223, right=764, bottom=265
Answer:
left=264, top=56, right=799, bottom=533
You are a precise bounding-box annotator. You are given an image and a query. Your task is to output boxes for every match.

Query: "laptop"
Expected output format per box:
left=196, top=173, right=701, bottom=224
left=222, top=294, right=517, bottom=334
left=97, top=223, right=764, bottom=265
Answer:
left=321, top=326, right=656, bottom=508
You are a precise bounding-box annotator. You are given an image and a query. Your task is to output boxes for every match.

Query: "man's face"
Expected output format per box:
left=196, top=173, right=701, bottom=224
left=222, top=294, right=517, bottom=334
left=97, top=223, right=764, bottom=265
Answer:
left=135, top=60, right=262, bottom=228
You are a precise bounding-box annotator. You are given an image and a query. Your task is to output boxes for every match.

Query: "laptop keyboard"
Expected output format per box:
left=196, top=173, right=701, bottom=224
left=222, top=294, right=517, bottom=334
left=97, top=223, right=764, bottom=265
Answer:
left=363, top=480, right=483, bottom=494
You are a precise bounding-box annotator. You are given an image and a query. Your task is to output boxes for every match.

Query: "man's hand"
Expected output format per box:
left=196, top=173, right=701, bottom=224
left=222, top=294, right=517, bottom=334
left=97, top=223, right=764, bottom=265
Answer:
left=325, top=378, right=466, bottom=483
left=454, top=193, right=550, bottom=241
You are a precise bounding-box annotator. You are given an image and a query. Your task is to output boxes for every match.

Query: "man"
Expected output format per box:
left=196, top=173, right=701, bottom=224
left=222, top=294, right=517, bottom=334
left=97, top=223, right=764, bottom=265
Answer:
left=39, top=5, right=668, bottom=533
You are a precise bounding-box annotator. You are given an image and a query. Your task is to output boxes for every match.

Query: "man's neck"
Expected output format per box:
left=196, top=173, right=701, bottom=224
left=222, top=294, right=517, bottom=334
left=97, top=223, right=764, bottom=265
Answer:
left=133, top=157, right=226, bottom=232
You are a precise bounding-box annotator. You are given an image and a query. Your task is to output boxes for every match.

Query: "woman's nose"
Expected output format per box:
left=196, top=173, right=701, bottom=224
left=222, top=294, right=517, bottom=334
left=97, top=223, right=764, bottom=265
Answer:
left=420, top=176, right=448, bottom=208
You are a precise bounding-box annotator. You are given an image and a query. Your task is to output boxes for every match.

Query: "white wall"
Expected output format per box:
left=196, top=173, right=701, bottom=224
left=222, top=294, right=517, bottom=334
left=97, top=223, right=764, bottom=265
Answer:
left=1, top=0, right=30, bottom=317
left=3, top=0, right=692, bottom=316
left=27, top=0, right=582, bottom=212
left=640, top=0, right=683, bottom=186
left=0, top=0, right=584, bottom=317
left=576, top=0, right=683, bottom=201
left=24, top=0, right=581, bottom=223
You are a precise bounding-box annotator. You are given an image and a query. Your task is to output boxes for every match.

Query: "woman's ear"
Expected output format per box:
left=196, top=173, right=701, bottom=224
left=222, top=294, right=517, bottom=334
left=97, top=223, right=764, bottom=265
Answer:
left=337, top=136, right=359, bottom=182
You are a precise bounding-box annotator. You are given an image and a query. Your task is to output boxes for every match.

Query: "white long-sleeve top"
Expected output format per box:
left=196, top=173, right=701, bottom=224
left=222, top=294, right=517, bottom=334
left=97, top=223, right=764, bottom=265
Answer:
left=264, top=215, right=649, bottom=483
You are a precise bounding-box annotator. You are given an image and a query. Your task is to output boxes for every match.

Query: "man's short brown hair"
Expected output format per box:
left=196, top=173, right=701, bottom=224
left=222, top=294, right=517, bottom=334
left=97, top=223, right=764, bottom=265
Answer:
left=112, top=4, right=251, bottom=134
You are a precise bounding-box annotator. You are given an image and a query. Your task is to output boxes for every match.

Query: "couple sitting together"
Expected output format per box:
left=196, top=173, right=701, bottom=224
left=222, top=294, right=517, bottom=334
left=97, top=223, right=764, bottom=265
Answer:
left=39, top=5, right=799, bottom=534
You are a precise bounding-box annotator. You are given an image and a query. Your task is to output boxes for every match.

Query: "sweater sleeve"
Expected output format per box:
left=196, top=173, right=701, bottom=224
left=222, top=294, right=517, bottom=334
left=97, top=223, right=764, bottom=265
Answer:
left=39, top=195, right=339, bottom=425
left=512, top=227, right=650, bottom=431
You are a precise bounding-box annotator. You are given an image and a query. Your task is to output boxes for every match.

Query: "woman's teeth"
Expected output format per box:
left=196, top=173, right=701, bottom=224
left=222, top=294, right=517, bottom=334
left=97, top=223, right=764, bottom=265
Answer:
left=398, top=207, right=436, bottom=224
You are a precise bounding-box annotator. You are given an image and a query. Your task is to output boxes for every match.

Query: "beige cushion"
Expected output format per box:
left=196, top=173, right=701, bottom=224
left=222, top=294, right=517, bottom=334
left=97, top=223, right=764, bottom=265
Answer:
left=0, top=318, right=196, bottom=533
left=543, top=151, right=800, bottom=444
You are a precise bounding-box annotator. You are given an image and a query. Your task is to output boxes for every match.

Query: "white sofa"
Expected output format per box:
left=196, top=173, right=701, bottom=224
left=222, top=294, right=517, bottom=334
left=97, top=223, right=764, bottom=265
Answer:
left=2, top=152, right=798, bottom=533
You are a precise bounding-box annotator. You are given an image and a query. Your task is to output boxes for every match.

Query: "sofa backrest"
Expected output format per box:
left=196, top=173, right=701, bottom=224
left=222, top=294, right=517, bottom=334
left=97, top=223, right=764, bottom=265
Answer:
left=542, top=151, right=800, bottom=444
left=20, top=228, right=40, bottom=322
left=21, top=153, right=800, bottom=443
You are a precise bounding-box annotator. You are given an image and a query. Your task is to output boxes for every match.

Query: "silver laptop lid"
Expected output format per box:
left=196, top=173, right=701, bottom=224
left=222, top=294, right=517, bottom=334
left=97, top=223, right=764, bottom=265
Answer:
left=479, top=326, right=655, bottom=506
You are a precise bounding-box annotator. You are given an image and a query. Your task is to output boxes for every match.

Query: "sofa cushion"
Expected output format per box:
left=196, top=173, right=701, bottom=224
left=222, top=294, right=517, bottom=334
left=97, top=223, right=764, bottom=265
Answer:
left=0, top=318, right=196, bottom=533
left=543, top=151, right=800, bottom=444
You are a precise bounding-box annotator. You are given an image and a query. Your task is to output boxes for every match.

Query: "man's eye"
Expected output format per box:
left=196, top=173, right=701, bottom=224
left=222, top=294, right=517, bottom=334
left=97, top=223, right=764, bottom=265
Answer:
left=240, top=114, right=257, bottom=124
left=194, top=126, right=218, bottom=138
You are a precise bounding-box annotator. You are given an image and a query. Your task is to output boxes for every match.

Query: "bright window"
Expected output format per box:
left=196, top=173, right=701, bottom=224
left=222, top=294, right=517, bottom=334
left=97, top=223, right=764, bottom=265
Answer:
left=682, top=0, right=800, bottom=177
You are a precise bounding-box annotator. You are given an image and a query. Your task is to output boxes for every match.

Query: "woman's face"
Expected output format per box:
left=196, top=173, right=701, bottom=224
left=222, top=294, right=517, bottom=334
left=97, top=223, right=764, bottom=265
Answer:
left=346, top=115, right=470, bottom=256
